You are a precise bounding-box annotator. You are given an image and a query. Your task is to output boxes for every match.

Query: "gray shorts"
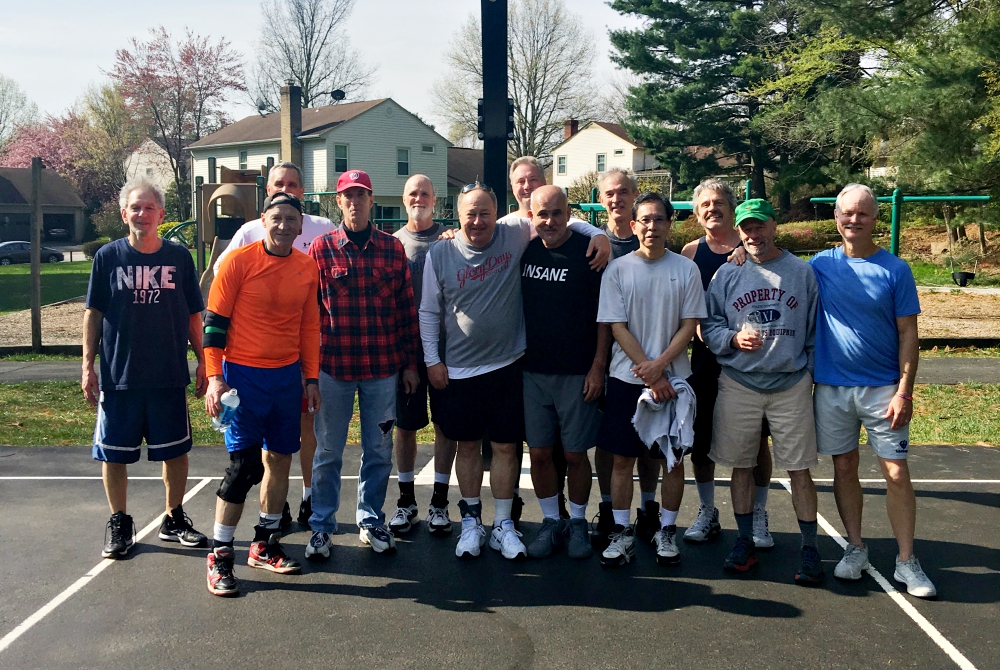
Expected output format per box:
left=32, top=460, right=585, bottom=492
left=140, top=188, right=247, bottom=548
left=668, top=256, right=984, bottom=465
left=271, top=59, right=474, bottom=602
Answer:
left=523, top=371, right=601, bottom=452
left=814, top=384, right=910, bottom=460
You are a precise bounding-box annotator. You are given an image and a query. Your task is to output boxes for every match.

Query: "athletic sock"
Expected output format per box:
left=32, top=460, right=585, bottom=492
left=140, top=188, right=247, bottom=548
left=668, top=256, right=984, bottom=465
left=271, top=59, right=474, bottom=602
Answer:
left=569, top=501, right=587, bottom=520
left=538, top=495, right=560, bottom=520
left=493, top=498, right=513, bottom=526
left=397, top=474, right=415, bottom=505
left=258, top=512, right=282, bottom=529
left=640, top=490, right=656, bottom=506
left=302, top=486, right=311, bottom=501
left=755, top=485, right=770, bottom=508
left=660, top=508, right=678, bottom=529
left=434, top=471, right=450, bottom=485
left=798, top=519, right=818, bottom=548
left=696, top=480, right=715, bottom=508
left=612, top=508, right=631, bottom=527
left=600, top=493, right=612, bottom=504
left=431, top=481, right=449, bottom=508
left=462, top=496, right=481, bottom=508
left=213, top=523, right=236, bottom=546
left=735, top=512, right=754, bottom=540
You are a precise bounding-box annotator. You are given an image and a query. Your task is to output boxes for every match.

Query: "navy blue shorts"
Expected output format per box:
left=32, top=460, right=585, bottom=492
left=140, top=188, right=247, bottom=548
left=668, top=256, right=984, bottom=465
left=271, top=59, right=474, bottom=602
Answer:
left=223, top=360, right=302, bottom=455
left=92, top=388, right=192, bottom=464
left=596, top=377, right=664, bottom=459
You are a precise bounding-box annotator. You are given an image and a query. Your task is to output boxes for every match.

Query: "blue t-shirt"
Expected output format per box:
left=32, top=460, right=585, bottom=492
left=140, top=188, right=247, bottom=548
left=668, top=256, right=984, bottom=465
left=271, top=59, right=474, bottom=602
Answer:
left=86, top=238, right=204, bottom=390
left=810, top=247, right=920, bottom=387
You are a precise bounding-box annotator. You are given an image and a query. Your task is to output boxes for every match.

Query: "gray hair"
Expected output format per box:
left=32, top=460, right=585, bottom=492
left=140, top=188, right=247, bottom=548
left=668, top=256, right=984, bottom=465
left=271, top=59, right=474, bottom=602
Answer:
left=509, top=155, right=544, bottom=180
left=268, top=161, right=304, bottom=185
left=835, top=183, right=877, bottom=215
left=599, top=167, right=638, bottom=192
left=119, top=176, right=165, bottom=210
left=692, top=179, right=738, bottom=213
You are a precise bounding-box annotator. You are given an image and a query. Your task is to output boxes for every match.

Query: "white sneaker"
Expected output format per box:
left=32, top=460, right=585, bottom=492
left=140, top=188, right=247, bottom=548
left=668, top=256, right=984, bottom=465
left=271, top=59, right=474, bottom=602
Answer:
left=894, top=555, right=937, bottom=598
left=653, top=526, right=680, bottom=566
left=683, top=504, right=721, bottom=543
left=427, top=505, right=453, bottom=536
left=753, top=504, right=774, bottom=549
left=489, top=520, right=527, bottom=560
left=388, top=504, right=418, bottom=536
left=305, top=531, right=332, bottom=561
left=455, top=516, right=487, bottom=559
left=359, top=525, right=396, bottom=554
left=601, top=525, right=636, bottom=567
left=834, top=543, right=870, bottom=581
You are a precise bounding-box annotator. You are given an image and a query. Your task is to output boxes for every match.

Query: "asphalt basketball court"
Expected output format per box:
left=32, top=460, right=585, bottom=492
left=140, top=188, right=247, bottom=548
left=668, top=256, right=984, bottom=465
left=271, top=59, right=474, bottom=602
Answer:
left=0, top=443, right=996, bottom=669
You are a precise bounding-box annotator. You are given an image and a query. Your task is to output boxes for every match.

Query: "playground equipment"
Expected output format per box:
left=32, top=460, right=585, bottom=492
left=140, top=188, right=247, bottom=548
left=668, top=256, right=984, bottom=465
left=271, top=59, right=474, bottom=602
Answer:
left=569, top=179, right=754, bottom=226
left=951, top=258, right=978, bottom=287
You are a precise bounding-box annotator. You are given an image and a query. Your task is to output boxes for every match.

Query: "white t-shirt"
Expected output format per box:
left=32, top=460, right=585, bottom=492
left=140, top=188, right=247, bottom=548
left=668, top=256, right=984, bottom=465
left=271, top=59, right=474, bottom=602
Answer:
left=213, top=214, right=335, bottom=274
left=597, top=249, right=707, bottom=384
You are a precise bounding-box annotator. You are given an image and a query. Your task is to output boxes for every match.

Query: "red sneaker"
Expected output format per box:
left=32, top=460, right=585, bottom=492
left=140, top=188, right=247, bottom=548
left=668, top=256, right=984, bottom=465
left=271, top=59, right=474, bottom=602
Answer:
left=206, top=547, right=239, bottom=597
left=247, top=540, right=301, bottom=574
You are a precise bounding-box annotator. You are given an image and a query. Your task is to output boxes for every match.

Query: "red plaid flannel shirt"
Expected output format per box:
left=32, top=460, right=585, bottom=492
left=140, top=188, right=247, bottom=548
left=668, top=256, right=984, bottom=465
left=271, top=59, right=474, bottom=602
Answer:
left=309, top=224, right=419, bottom=380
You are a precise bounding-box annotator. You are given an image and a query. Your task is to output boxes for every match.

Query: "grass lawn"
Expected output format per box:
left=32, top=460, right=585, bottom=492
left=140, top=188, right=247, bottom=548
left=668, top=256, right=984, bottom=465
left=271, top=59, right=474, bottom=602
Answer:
left=907, top=260, right=1000, bottom=287
left=0, top=261, right=94, bottom=315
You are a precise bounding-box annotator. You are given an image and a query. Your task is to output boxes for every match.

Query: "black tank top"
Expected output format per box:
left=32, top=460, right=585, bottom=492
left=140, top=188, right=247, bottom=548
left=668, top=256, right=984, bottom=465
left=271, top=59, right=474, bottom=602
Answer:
left=691, top=236, right=735, bottom=378
left=692, top=236, right=732, bottom=290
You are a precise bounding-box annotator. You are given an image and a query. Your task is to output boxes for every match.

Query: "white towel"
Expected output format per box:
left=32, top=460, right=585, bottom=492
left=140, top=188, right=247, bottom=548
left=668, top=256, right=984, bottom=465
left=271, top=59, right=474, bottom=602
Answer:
left=631, top=376, right=697, bottom=473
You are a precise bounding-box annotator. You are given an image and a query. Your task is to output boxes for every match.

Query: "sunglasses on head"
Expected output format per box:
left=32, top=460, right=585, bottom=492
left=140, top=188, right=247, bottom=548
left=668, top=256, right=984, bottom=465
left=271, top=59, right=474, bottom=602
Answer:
left=461, top=181, right=495, bottom=195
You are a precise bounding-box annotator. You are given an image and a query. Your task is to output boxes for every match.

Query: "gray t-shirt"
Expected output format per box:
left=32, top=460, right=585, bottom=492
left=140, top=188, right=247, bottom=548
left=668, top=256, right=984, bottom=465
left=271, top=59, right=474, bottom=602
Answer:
left=702, top=249, right=818, bottom=393
left=597, top=250, right=707, bottom=384
left=600, top=224, right=640, bottom=261
left=393, top=222, right=441, bottom=308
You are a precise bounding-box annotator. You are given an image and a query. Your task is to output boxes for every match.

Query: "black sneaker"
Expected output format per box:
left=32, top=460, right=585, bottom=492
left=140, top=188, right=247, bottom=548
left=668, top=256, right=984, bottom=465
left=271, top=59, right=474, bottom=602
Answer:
left=511, top=494, right=524, bottom=532
left=634, top=500, right=660, bottom=546
left=206, top=547, right=239, bottom=597
left=102, top=511, right=135, bottom=559
left=297, top=497, right=312, bottom=528
left=795, top=545, right=825, bottom=586
left=590, top=501, right=614, bottom=551
left=723, top=536, right=758, bottom=573
left=158, top=507, right=208, bottom=547
left=279, top=501, right=293, bottom=532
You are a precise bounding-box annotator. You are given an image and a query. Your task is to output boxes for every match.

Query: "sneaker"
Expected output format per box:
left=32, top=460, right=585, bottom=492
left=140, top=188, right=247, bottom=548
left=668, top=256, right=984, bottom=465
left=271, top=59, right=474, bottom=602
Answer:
left=511, top=494, right=524, bottom=532
left=894, top=556, right=937, bottom=598
left=102, top=511, right=135, bottom=559
left=601, top=525, right=636, bottom=568
left=683, top=504, right=722, bottom=543
left=490, top=520, right=527, bottom=560
left=158, top=507, right=208, bottom=548
left=566, top=518, right=593, bottom=559
left=456, top=516, right=487, bottom=559
left=834, top=543, right=870, bottom=581
left=795, top=545, right=825, bottom=585
left=248, top=538, right=301, bottom=574
left=360, top=524, right=397, bottom=554
left=723, top=536, right=758, bottom=573
left=634, top=500, right=660, bottom=546
left=427, top=505, right=453, bottom=536
left=297, top=497, right=312, bottom=527
left=590, top=501, right=614, bottom=551
left=305, top=531, right=332, bottom=562
left=206, top=547, right=239, bottom=597
left=279, top=501, right=293, bottom=533
left=753, top=504, right=774, bottom=549
left=388, top=503, right=418, bottom=536
left=527, top=518, right=566, bottom=559
left=653, top=525, right=681, bottom=566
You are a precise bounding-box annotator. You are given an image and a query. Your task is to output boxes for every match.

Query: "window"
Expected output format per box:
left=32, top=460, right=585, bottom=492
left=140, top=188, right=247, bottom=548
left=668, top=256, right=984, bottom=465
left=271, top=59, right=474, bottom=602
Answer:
left=397, top=148, right=410, bottom=176
left=375, top=205, right=401, bottom=220
left=239, top=150, right=248, bottom=170
left=557, top=156, right=567, bottom=175
left=421, top=144, right=435, bottom=154
left=614, top=149, right=624, bottom=156
left=334, top=144, right=348, bottom=172
left=596, top=154, right=606, bottom=172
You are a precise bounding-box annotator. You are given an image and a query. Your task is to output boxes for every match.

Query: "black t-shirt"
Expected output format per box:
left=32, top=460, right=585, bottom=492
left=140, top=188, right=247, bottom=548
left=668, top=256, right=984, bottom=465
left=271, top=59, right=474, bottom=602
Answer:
left=520, top=232, right=603, bottom=375
left=691, top=236, right=733, bottom=379
left=344, top=223, right=372, bottom=248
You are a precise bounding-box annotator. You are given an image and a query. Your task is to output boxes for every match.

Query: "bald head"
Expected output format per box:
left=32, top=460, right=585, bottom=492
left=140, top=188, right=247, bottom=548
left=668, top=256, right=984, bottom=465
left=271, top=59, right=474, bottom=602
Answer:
left=403, top=173, right=436, bottom=228
left=529, top=185, right=571, bottom=249
left=530, top=185, right=567, bottom=211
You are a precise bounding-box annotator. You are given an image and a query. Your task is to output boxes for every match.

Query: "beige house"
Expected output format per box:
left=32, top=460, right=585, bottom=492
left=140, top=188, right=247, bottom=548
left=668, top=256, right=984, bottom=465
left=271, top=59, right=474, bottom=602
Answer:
left=125, top=138, right=191, bottom=194
left=550, top=120, right=659, bottom=190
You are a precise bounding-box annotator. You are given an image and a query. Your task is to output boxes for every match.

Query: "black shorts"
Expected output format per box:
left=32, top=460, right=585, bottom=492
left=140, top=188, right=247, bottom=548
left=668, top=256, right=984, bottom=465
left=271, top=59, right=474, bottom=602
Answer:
left=395, top=364, right=443, bottom=431
left=596, top=377, right=664, bottom=459
left=436, top=362, right=525, bottom=443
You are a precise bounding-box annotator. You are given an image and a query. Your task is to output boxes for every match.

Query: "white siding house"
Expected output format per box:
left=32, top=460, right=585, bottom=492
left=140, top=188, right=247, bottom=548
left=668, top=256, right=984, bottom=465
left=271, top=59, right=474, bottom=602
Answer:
left=550, top=122, right=658, bottom=190
left=125, top=138, right=190, bottom=193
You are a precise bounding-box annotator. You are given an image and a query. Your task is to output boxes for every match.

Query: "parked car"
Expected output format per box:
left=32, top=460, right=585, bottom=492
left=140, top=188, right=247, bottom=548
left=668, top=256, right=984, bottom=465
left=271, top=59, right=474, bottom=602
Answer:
left=0, top=241, right=65, bottom=265
left=46, top=228, right=70, bottom=240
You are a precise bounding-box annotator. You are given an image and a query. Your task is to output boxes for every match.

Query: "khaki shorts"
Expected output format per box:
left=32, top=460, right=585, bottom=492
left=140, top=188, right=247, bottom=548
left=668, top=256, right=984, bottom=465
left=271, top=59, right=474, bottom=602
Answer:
left=709, top=371, right=817, bottom=471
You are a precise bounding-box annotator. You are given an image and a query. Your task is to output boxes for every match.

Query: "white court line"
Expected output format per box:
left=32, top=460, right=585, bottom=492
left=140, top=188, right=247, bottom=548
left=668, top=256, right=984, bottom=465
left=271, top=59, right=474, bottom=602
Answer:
left=776, top=479, right=978, bottom=670
left=0, top=476, right=367, bottom=481
left=0, top=477, right=214, bottom=655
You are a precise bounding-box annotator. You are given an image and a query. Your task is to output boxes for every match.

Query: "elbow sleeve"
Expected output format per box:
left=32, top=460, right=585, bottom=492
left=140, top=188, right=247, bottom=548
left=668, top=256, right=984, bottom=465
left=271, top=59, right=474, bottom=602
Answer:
left=203, top=311, right=230, bottom=350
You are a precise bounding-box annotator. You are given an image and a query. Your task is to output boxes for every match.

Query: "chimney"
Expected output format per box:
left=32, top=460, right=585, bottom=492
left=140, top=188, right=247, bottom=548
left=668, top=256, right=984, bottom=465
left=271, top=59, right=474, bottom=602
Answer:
left=564, top=117, right=579, bottom=140
left=280, top=80, right=303, bottom=167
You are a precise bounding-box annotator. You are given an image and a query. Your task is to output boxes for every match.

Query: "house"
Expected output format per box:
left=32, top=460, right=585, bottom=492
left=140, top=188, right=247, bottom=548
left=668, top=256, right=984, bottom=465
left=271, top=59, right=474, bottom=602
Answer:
left=125, top=137, right=191, bottom=194
left=550, top=119, right=659, bottom=190
left=0, top=167, right=86, bottom=243
left=188, top=88, right=451, bottom=221
left=445, top=147, right=484, bottom=217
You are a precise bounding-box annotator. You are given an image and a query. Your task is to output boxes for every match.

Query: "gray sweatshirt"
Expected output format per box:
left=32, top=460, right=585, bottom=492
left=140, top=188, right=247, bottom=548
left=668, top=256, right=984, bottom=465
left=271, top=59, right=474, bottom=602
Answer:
left=702, top=250, right=818, bottom=393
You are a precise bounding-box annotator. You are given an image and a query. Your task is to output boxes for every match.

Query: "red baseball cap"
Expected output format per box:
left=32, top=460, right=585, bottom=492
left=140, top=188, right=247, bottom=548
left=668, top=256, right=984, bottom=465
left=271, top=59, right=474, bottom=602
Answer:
left=336, top=169, right=373, bottom=193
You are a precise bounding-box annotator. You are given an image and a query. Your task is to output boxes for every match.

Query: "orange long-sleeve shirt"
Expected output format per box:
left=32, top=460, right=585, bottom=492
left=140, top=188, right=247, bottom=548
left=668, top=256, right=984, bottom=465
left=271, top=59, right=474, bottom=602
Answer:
left=205, top=241, right=320, bottom=379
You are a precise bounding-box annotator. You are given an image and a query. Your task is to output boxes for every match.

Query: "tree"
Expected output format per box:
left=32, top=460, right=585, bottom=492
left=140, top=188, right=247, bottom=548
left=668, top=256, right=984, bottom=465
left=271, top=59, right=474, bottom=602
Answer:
left=0, top=74, right=38, bottom=152
left=431, top=0, right=597, bottom=159
left=0, top=119, right=75, bottom=173
left=109, top=27, right=244, bottom=219
left=246, top=0, right=377, bottom=112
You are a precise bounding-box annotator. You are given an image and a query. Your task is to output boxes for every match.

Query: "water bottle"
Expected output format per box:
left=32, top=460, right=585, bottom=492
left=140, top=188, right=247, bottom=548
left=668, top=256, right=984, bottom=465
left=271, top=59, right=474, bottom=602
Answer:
left=212, top=389, right=240, bottom=432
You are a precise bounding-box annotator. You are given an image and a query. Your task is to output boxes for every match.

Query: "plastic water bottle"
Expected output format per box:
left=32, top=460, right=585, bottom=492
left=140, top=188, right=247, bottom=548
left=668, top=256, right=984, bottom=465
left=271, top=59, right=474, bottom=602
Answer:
left=212, top=389, right=240, bottom=432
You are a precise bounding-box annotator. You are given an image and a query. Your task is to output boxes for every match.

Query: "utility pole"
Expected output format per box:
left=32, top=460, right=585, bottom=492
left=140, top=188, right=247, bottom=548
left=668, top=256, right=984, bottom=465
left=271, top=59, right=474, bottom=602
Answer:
left=481, top=0, right=509, bottom=207
left=30, top=157, right=43, bottom=352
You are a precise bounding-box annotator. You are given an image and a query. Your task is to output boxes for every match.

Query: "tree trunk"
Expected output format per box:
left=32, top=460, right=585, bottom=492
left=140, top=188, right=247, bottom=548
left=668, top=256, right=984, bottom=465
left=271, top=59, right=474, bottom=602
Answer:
left=979, top=222, right=988, bottom=253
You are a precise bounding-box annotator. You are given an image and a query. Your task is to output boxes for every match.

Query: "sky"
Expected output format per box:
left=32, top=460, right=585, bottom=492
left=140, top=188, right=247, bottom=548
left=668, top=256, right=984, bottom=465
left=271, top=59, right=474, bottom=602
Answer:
left=0, top=0, right=643, bottom=127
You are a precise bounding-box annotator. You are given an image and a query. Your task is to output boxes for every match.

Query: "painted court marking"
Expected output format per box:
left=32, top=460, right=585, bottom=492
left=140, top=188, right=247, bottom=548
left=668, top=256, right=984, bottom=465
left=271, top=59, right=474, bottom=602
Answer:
left=0, top=477, right=214, bottom=655
left=776, top=479, right=978, bottom=670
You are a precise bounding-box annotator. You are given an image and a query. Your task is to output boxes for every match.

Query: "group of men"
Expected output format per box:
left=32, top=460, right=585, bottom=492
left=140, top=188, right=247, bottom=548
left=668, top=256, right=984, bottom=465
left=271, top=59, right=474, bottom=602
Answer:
left=83, top=154, right=936, bottom=600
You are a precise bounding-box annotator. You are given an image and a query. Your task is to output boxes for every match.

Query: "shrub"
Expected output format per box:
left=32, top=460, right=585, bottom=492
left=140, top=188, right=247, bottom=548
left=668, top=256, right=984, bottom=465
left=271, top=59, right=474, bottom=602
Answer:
left=92, top=201, right=127, bottom=241
left=82, top=239, right=109, bottom=259
left=158, top=222, right=182, bottom=239
left=775, top=227, right=829, bottom=252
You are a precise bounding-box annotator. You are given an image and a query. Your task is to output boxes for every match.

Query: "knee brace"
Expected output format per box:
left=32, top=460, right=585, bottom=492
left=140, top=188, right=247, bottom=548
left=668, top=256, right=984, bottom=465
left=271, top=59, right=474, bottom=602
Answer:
left=216, top=446, right=265, bottom=504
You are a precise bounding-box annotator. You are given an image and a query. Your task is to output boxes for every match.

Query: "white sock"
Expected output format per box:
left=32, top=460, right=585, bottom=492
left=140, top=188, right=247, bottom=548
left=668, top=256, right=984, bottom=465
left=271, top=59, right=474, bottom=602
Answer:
left=462, top=496, right=481, bottom=508
left=302, top=486, right=311, bottom=501
left=213, top=523, right=236, bottom=543
left=493, top=498, right=513, bottom=526
left=755, top=485, right=770, bottom=508
left=434, top=471, right=450, bottom=485
left=601, top=493, right=612, bottom=504
left=612, top=508, right=631, bottom=527
left=696, top=481, right=715, bottom=508
left=397, top=471, right=414, bottom=483
left=569, top=501, right=588, bottom=520
left=538, top=495, right=560, bottom=520
left=660, top=508, right=678, bottom=529
left=640, top=490, right=656, bottom=506
left=259, top=512, right=282, bottom=529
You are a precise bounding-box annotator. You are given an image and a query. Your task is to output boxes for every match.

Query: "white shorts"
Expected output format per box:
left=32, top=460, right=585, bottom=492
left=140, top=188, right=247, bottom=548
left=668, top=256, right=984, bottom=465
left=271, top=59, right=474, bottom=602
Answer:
left=814, top=384, right=909, bottom=460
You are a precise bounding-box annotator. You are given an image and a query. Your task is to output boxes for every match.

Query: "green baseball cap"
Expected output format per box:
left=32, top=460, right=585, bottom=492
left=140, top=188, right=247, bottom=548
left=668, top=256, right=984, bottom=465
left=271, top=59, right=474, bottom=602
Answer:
left=734, top=199, right=776, bottom=226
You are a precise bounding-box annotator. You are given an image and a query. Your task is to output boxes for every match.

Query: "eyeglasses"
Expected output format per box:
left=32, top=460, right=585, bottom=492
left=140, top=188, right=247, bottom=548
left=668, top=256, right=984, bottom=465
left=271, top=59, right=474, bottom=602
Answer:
left=461, top=181, right=495, bottom=195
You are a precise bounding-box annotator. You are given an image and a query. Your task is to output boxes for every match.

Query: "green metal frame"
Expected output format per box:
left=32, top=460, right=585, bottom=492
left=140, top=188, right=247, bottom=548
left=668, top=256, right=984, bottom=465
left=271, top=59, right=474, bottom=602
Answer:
left=162, top=220, right=196, bottom=246
left=570, top=179, right=754, bottom=227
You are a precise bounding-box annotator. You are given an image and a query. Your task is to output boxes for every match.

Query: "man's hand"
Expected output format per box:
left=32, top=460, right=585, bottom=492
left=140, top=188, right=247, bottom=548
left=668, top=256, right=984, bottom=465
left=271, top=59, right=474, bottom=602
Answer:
left=401, top=368, right=420, bottom=394
left=583, top=363, right=604, bottom=403
left=204, top=375, right=231, bottom=418
left=438, top=228, right=457, bottom=241
left=194, top=359, right=208, bottom=398
left=586, top=235, right=611, bottom=271
left=631, top=359, right=665, bottom=387
left=304, top=383, right=322, bottom=414
left=648, top=376, right=677, bottom=403
left=884, top=394, right=913, bottom=430
left=728, top=245, right=747, bottom=266
left=427, top=363, right=449, bottom=390
left=732, top=328, right=763, bottom=351
left=82, top=363, right=100, bottom=406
